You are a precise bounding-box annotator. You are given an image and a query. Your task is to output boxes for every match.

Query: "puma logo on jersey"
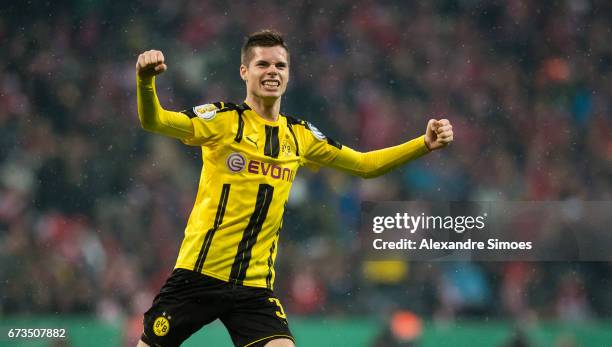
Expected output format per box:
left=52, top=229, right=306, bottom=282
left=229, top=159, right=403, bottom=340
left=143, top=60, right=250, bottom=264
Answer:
left=246, top=136, right=259, bottom=149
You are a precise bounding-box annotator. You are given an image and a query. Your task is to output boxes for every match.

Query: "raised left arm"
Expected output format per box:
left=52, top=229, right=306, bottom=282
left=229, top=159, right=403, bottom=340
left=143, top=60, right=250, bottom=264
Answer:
left=326, top=118, right=453, bottom=178
left=423, top=118, right=453, bottom=151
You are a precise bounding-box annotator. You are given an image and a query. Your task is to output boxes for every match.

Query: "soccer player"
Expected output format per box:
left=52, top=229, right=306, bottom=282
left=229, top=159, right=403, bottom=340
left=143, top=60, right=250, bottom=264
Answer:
left=135, top=30, right=453, bottom=347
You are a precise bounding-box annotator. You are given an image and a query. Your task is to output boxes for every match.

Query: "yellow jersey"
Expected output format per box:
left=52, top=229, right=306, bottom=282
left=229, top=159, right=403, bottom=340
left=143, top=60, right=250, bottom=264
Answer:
left=175, top=101, right=343, bottom=288
left=137, top=76, right=430, bottom=289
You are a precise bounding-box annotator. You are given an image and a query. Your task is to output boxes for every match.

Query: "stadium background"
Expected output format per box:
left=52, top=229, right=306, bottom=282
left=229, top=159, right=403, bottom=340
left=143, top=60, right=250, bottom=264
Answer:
left=1, top=0, right=611, bottom=346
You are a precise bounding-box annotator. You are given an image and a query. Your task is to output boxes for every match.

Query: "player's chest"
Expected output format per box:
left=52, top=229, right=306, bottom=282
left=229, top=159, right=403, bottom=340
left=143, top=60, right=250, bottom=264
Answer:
left=234, top=122, right=299, bottom=160
left=212, top=121, right=300, bottom=183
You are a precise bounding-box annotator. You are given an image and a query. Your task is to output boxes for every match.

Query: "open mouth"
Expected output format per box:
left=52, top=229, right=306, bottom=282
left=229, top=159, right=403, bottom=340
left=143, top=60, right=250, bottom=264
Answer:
left=262, top=80, right=281, bottom=88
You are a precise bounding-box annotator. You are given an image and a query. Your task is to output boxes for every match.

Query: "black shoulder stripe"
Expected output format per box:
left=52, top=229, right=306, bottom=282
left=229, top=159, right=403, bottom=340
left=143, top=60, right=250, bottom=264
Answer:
left=282, top=114, right=341, bottom=149
left=286, top=123, right=300, bottom=156
left=181, top=101, right=225, bottom=119
left=283, top=114, right=305, bottom=126
left=235, top=115, right=244, bottom=143
left=281, top=114, right=303, bottom=156
left=327, top=137, right=342, bottom=149
left=218, top=102, right=237, bottom=114
left=199, top=102, right=243, bottom=142
left=233, top=103, right=249, bottom=143
left=180, top=109, right=197, bottom=119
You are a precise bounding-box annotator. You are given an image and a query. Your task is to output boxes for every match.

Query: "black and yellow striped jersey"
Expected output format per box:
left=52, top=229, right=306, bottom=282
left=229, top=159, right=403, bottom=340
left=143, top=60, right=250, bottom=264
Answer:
left=137, top=76, right=430, bottom=289
left=175, top=101, right=343, bottom=288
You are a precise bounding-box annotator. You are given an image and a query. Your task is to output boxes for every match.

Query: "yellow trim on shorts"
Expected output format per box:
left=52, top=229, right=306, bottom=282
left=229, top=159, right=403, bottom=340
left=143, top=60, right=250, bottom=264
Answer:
left=242, top=334, right=294, bottom=347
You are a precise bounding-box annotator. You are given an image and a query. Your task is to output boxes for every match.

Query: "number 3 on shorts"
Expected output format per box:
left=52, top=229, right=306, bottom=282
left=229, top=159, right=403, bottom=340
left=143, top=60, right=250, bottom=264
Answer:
left=268, top=298, right=287, bottom=319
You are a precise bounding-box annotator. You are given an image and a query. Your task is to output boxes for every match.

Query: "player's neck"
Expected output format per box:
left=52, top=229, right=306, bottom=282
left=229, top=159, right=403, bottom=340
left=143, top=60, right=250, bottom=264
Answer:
left=244, top=96, right=280, bottom=122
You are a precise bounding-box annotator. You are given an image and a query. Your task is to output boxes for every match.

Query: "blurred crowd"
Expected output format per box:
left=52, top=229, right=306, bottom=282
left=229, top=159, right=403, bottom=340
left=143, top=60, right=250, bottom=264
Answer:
left=1, top=0, right=611, bottom=338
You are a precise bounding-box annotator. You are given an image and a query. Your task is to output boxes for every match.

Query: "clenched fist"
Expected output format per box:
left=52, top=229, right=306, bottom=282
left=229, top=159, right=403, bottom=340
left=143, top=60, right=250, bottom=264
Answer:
left=136, top=50, right=167, bottom=79
left=424, top=118, right=453, bottom=151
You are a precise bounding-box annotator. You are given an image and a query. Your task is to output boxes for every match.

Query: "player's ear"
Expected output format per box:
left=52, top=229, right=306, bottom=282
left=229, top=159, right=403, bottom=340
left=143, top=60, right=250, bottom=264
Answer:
left=239, top=64, right=247, bottom=82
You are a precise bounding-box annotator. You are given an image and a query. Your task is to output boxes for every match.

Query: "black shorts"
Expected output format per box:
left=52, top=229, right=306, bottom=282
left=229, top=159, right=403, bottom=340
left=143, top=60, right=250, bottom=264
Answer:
left=141, top=268, right=293, bottom=347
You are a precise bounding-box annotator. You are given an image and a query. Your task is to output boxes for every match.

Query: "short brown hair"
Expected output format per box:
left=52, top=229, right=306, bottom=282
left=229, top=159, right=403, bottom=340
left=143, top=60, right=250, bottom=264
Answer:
left=241, top=30, right=289, bottom=65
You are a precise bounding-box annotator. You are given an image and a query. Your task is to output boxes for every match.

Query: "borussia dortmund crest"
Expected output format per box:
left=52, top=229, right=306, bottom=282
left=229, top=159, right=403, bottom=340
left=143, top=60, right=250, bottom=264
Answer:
left=153, top=315, right=171, bottom=336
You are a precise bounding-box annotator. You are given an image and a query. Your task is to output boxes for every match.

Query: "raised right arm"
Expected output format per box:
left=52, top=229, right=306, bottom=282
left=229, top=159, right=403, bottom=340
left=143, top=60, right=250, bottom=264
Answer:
left=136, top=50, right=194, bottom=139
